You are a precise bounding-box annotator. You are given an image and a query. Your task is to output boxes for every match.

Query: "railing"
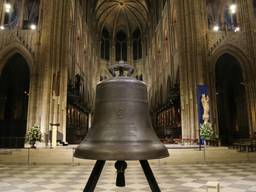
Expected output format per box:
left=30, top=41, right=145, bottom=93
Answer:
left=0, top=137, right=26, bottom=148
left=230, top=138, right=256, bottom=152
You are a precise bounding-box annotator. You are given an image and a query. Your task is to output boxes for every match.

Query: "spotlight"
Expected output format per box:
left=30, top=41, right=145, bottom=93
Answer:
left=4, top=3, right=11, bottom=13
left=213, top=25, right=219, bottom=32
left=230, top=4, right=237, bottom=14
left=234, top=27, right=240, bottom=32
left=0, top=26, right=5, bottom=30
left=30, top=24, right=37, bottom=30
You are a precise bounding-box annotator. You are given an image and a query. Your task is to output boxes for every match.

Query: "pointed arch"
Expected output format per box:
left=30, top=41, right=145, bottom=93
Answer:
left=0, top=52, right=31, bottom=148
left=210, top=44, right=254, bottom=82
left=0, top=43, right=34, bottom=76
left=209, top=44, right=255, bottom=140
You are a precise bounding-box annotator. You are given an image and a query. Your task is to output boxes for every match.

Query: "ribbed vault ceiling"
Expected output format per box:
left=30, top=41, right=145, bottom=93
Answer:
left=95, top=0, right=149, bottom=35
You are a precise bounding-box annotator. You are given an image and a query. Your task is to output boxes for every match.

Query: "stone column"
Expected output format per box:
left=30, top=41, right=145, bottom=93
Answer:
left=49, top=0, right=64, bottom=146
left=54, top=0, right=74, bottom=144
left=58, top=0, right=71, bottom=144
left=142, top=34, right=147, bottom=74
left=111, top=40, right=115, bottom=64
left=37, top=0, right=69, bottom=146
left=176, top=0, right=208, bottom=141
left=246, top=81, right=256, bottom=136
left=238, top=0, right=256, bottom=63
left=127, top=36, right=132, bottom=65
left=0, top=0, right=4, bottom=25
left=36, top=0, right=55, bottom=145
left=26, top=43, right=40, bottom=137
left=88, top=113, right=92, bottom=129
left=18, top=0, right=25, bottom=29
left=238, top=0, right=256, bottom=136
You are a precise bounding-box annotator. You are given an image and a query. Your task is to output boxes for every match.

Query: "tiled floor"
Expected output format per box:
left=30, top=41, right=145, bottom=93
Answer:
left=0, top=162, right=256, bottom=192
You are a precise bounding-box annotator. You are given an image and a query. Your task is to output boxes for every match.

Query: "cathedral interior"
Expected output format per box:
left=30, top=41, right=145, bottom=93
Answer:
left=0, top=1, right=256, bottom=192
left=0, top=0, right=255, bottom=148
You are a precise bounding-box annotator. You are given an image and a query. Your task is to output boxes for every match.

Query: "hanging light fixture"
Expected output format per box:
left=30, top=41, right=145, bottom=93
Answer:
left=230, top=4, right=237, bottom=14
left=213, top=25, right=219, bottom=32
left=234, top=27, right=240, bottom=32
left=4, top=3, right=12, bottom=13
left=30, top=24, right=37, bottom=30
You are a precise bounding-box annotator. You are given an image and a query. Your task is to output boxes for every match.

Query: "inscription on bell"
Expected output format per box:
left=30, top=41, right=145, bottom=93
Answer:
left=116, top=105, right=126, bottom=119
left=103, top=122, right=137, bottom=140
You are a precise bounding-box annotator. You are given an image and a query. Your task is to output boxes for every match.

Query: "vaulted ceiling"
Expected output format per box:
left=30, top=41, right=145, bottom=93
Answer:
left=94, top=0, right=150, bottom=36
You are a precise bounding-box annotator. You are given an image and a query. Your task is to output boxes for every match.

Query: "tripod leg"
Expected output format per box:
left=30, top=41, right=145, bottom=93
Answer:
left=83, top=160, right=106, bottom=192
left=140, top=160, right=161, bottom=192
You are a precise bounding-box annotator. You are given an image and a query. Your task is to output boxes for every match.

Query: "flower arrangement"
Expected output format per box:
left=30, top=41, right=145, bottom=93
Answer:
left=26, top=125, right=42, bottom=148
left=200, top=122, right=215, bottom=140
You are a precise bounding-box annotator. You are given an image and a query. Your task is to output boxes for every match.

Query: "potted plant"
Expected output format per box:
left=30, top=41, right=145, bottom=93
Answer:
left=200, top=122, right=215, bottom=145
left=26, top=125, right=42, bottom=148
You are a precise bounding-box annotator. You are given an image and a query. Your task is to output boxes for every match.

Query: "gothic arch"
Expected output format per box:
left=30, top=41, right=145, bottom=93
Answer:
left=0, top=52, right=31, bottom=148
left=210, top=44, right=253, bottom=82
left=0, top=44, right=35, bottom=138
left=0, top=43, right=34, bottom=76
left=209, top=44, right=254, bottom=140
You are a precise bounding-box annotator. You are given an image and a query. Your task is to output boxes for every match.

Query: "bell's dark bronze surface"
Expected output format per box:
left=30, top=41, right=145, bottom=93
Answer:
left=74, top=62, right=169, bottom=160
left=74, top=61, right=168, bottom=192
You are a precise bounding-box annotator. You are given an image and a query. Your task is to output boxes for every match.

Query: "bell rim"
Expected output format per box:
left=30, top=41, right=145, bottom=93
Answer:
left=73, top=141, right=169, bottom=161
left=73, top=151, right=169, bottom=161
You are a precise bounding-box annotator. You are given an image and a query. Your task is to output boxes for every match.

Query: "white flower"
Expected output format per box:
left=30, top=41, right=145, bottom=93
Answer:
left=200, top=122, right=215, bottom=140
left=26, top=125, right=42, bottom=144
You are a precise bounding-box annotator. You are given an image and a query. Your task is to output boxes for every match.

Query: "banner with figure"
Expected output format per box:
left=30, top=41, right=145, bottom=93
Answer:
left=197, top=85, right=209, bottom=144
left=197, top=85, right=209, bottom=124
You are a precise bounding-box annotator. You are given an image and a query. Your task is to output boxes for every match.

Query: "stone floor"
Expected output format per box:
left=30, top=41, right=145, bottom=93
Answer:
left=0, top=162, right=256, bottom=192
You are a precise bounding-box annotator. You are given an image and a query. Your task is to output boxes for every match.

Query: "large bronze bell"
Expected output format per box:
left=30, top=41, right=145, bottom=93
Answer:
left=74, top=61, right=169, bottom=192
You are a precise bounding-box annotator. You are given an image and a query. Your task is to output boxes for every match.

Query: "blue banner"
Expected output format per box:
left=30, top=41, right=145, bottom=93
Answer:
left=197, top=85, right=209, bottom=125
left=197, top=85, right=209, bottom=143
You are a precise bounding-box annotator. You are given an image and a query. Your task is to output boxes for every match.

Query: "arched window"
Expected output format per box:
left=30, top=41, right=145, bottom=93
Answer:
left=3, top=0, right=22, bottom=29
left=206, top=0, right=238, bottom=31
left=3, top=0, right=40, bottom=29
left=100, top=27, right=110, bottom=60
left=116, top=30, right=127, bottom=61
left=23, top=0, right=40, bottom=29
left=163, top=0, right=167, bottom=8
left=133, top=29, right=142, bottom=60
